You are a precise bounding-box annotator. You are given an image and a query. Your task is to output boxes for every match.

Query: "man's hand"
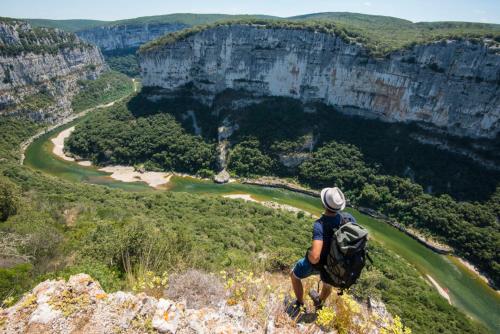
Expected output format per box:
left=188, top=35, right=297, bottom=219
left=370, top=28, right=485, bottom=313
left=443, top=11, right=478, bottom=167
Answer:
left=308, top=240, right=323, bottom=264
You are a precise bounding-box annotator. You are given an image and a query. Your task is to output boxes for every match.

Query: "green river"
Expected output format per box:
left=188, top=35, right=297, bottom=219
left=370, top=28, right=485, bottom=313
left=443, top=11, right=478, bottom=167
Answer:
left=24, top=120, right=500, bottom=332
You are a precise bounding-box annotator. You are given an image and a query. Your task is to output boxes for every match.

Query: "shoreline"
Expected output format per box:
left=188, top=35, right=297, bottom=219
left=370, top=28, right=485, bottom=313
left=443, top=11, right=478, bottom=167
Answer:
left=426, top=275, right=452, bottom=304
left=223, top=194, right=317, bottom=218
left=51, top=126, right=173, bottom=189
left=20, top=79, right=137, bottom=165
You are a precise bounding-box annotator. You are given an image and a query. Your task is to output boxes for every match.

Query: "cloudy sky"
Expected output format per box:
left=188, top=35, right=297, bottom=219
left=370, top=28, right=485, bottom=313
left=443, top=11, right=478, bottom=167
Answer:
left=2, top=0, right=499, bottom=23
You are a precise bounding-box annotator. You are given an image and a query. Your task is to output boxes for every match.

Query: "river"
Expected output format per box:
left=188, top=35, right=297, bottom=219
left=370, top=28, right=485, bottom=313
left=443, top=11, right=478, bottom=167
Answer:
left=24, top=120, right=500, bottom=332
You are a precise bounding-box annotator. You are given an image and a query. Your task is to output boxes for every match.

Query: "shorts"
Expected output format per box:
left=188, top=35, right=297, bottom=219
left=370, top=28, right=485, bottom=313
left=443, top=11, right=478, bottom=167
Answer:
left=292, top=257, right=320, bottom=279
left=292, top=257, right=333, bottom=285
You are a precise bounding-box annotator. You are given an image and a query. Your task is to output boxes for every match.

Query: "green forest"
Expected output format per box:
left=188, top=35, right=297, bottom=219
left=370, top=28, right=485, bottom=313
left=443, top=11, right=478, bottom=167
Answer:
left=66, top=94, right=500, bottom=290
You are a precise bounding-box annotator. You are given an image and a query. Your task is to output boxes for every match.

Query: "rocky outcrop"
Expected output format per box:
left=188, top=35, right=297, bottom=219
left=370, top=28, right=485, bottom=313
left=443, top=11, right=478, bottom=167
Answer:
left=139, top=24, right=500, bottom=139
left=0, top=273, right=397, bottom=333
left=76, top=23, right=188, bottom=51
left=0, top=19, right=106, bottom=122
left=0, top=274, right=262, bottom=334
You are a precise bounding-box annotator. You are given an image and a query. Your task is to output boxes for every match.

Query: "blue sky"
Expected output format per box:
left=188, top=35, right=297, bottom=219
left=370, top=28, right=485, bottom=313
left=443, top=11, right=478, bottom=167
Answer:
left=2, top=0, right=499, bottom=23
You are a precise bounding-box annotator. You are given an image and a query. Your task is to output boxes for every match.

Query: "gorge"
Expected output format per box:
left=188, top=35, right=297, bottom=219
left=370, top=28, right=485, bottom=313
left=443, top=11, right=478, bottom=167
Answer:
left=1, top=11, right=499, bottom=334
left=139, top=22, right=500, bottom=139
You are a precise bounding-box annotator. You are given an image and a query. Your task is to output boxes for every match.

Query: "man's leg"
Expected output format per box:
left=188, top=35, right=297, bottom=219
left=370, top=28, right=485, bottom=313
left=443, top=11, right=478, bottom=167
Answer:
left=290, top=271, right=304, bottom=304
left=319, top=282, right=332, bottom=303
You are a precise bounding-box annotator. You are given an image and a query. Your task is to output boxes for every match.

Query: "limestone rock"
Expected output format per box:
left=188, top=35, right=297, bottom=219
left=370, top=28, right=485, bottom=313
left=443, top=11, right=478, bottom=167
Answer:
left=214, top=170, right=230, bottom=184
left=0, top=20, right=106, bottom=123
left=76, top=23, right=188, bottom=51
left=139, top=24, right=500, bottom=139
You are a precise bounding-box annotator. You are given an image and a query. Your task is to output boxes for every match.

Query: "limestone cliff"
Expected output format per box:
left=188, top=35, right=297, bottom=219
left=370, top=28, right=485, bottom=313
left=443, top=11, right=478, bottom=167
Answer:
left=0, top=19, right=106, bottom=122
left=76, top=23, right=188, bottom=51
left=139, top=24, right=500, bottom=139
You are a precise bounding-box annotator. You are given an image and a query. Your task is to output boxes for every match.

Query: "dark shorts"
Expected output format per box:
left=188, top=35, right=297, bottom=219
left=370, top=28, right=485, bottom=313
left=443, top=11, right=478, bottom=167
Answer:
left=292, top=257, right=320, bottom=279
left=292, top=257, right=332, bottom=285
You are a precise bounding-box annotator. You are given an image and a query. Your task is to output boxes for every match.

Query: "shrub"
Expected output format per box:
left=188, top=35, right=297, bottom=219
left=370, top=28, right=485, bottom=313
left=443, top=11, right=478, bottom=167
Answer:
left=0, top=177, right=20, bottom=222
left=166, top=269, right=225, bottom=308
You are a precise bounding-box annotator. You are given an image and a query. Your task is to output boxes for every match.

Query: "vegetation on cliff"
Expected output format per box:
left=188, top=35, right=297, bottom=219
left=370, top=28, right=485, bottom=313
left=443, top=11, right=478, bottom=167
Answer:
left=0, top=18, right=94, bottom=56
left=71, top=71, right=135, bottom=113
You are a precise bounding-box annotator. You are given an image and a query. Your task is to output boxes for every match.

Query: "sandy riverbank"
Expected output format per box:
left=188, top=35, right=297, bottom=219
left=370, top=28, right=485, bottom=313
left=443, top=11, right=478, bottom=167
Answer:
left=223, top=194, right=317, bottom=218
left=453, top=257, right=498, bottom=292
left=426, top=275, right=451, bottom=304
left=51, top=126, right=173, bottom=188
left=99, top=166, right=172, bottom=188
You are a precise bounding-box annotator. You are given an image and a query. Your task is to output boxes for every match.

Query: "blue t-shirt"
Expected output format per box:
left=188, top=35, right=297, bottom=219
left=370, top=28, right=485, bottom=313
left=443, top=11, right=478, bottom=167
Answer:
left=312, top=213, right=343, bottom=265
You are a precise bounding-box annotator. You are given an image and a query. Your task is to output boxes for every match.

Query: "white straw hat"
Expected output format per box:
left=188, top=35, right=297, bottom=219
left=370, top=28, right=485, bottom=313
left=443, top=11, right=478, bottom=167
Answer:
left=320, top=187, right=346, bottom=211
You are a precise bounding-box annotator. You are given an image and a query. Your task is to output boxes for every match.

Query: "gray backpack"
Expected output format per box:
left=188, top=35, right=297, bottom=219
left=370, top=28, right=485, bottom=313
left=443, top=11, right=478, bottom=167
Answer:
left=323, top=219, right=371, bottom=293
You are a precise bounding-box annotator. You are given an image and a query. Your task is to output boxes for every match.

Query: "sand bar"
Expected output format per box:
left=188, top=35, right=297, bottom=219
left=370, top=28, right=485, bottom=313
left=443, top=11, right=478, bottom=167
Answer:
left=426, top=275, right=451, bottom=304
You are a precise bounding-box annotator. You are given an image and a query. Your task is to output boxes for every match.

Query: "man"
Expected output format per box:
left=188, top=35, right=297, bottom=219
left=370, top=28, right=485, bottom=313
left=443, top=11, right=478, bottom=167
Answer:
left=288, top=186, right=349, bottom=314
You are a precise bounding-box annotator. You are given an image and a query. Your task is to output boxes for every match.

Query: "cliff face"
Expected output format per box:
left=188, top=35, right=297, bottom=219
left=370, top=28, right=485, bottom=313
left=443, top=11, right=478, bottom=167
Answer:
left=0, top=20, right=106, bottom=122
left=139, top=25, right=500, bottom=139
left=76, top=23, right=188, bottom=51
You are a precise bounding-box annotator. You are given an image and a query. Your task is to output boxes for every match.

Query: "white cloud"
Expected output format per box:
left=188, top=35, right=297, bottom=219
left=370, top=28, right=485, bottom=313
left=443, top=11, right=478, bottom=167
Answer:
left=364, top=1, right=372, bottom=6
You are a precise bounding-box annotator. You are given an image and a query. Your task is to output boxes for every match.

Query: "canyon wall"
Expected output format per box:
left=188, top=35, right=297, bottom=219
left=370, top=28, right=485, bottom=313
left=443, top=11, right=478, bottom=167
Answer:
left=139, top=24, right=500, bottom=139
left=0, top=19, right=106, bottom=122
left=76, top=23, right=188, bottom=51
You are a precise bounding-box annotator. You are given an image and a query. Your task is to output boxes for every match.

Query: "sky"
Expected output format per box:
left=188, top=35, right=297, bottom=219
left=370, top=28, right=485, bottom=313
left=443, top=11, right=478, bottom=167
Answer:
left=2, top=0, right=499, bottom=24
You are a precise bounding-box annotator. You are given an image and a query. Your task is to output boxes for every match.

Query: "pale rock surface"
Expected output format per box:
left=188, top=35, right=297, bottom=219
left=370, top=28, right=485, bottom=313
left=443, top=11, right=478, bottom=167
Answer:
left=76, top=23, right=188, bottom=51
left=0, top=20, right=106, bottom=122
left=140, top=24, right=500, bottom=139
left=0, top=273, right=397, bottom=333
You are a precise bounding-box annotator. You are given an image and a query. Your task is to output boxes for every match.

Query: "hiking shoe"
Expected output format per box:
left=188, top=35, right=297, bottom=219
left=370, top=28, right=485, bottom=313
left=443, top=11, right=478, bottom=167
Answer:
left=285, top=299, right=305, bottom=318
left=308, top=289, right=324, bottom=311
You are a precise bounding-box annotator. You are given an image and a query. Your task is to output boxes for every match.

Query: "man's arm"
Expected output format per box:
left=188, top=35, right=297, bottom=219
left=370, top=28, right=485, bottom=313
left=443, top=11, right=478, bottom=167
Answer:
left=308, top=239, right=323, bottom=264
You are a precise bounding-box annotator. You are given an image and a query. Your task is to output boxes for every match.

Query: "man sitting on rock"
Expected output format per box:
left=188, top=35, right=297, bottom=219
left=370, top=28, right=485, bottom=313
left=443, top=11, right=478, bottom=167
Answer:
left=288, top=186, right=350, bottom=316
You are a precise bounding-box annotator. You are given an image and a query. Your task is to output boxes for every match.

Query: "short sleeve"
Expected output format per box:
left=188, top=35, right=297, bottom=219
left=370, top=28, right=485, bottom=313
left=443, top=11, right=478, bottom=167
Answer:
left=312, top=221, right=323, bottom=241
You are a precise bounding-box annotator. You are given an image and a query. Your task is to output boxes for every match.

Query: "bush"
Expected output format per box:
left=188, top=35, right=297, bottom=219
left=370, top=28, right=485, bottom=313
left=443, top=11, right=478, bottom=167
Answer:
left=0, top=177, right=20, bottom=222
left=166, top=269, right=225, bottom=308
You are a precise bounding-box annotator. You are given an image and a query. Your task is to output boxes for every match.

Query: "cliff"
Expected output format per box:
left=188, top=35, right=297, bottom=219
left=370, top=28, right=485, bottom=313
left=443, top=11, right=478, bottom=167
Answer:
left=0, top=19, right=106, bottom=122
left=139, top=23, right=500, bottom=139
left=0, top=273, right=396, bottom=333
left=76, top=23, right=189, bottom=51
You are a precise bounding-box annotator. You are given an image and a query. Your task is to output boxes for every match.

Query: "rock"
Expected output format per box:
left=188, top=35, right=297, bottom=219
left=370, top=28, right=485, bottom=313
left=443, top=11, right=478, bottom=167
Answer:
left=152, top=299, right=181, bottom=333
left=214, top=170, right=230, bottom=184
left=76, top=23, right=189, bottom=51
left=0, top=20, right=105, bottom=122
left=0, top=274, right=266, bottom=333
left=139, top=24, right=500, bottom=139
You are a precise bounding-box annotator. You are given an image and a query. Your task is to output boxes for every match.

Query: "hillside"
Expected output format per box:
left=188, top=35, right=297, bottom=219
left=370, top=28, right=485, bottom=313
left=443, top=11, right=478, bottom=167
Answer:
left=25, top=18, right=107, bottom=32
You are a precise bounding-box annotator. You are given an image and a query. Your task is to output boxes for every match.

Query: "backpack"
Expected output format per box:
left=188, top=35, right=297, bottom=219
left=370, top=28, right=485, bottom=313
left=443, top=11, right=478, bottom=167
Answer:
left=322, top=213, right=371, bottom=293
